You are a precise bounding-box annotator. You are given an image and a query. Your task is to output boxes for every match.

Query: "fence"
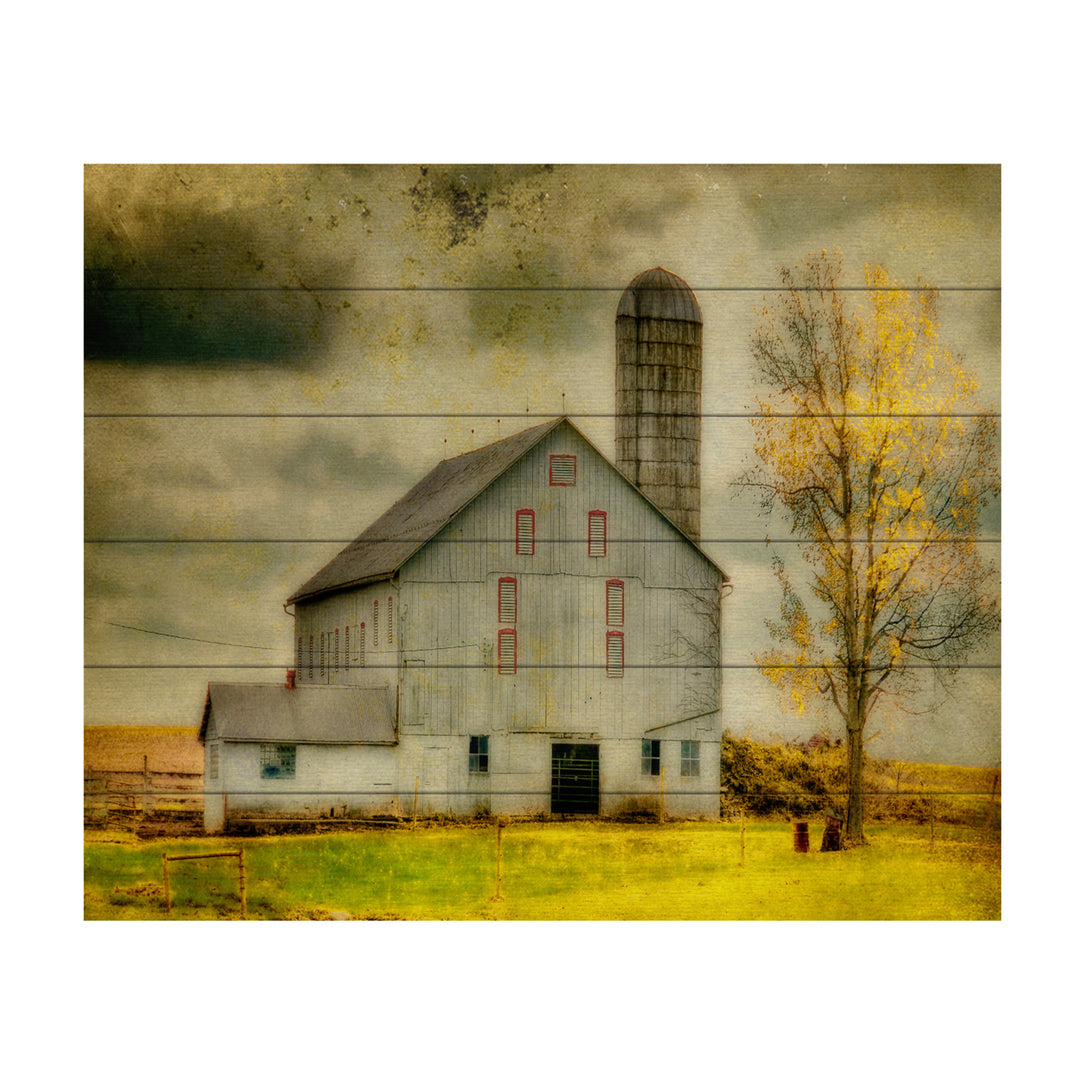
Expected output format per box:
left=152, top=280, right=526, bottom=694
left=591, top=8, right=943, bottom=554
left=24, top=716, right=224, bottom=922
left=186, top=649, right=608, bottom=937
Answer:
left=84, top=763, right=203, bottom=829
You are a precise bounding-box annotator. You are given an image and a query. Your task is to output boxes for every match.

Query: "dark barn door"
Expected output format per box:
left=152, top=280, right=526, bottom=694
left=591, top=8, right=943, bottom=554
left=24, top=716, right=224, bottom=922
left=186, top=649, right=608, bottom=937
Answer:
left=551, top=743, right=600, bottom=815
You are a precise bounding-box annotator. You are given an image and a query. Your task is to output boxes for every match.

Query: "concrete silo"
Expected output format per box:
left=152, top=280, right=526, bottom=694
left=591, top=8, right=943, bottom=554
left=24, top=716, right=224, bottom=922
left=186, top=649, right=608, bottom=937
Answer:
left=615, top=266, right=703, bottom=540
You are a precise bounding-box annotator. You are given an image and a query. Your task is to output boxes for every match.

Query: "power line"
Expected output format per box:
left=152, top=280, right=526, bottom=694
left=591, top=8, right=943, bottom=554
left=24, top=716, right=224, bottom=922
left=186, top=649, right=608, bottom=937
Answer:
left=85, top=616, right=277, bottom=651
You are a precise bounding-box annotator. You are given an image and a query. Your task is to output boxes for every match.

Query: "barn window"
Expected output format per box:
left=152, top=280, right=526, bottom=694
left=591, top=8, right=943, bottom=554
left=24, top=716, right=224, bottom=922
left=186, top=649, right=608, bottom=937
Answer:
left=641, top=739, right=660, bottom=776
left=208, top=743, right=219, bottom=780
left=606, top=630, right=624, bottom=677
left=320, top=633, right=326, bottom=680
left=498, top=628, right=516, bottom=674
left=681, top=740, right=700, bottom=777
left=387, top=596, right=393, bottom=643
left=588, top=511, right=607, bottom=557
left=334, top=628, right=340, bottom=673
left=549, top=454, right=577, bottom=485
left=373, top=600, right=379, bottom=647
left=308, top=635, right=314, bottom=682
left=344, top=625, right=350, bottom=671
left=606, top=579, right=624, bottom=626
left=469, top=735, right=489, bottom=773
left=498, top=577, right=517, bottom=623
left=296, top=635, right=304, bottom=681
left=359, top=622, right=366, bottom=667
left=260, top=744, right=296, bottom=780
left=516, top=509, right=535, bottom=555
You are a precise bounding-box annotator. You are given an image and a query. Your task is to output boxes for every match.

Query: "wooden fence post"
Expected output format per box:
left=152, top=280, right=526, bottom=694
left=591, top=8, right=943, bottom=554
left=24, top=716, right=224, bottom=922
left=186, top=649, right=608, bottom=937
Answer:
left=238, top=849, right=247, bottom=920
left=495, top=818, right=503, bottom=901
left=162, top=853, right=171, bottom=916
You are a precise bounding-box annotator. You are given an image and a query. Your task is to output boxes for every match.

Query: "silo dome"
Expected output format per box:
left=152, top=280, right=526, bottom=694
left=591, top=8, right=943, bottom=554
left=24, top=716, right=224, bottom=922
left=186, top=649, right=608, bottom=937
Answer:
left=615, top=266, right=703, bottom=540
left=616, top=266, right=703, bottom=324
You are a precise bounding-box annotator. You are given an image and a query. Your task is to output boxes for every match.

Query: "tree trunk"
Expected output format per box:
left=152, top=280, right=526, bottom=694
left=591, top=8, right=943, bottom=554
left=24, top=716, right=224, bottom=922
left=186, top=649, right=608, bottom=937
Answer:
left=845, top=724, right=866, bottom=843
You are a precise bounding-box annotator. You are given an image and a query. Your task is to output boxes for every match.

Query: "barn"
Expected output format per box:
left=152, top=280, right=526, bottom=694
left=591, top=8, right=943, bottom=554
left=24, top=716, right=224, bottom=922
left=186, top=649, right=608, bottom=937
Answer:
left=199, top=268, right=729, bottom=830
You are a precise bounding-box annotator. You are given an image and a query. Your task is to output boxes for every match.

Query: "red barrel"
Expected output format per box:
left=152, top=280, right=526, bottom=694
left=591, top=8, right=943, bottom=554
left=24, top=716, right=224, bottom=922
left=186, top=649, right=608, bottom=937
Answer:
left=793, top=821, right=810, bottom=853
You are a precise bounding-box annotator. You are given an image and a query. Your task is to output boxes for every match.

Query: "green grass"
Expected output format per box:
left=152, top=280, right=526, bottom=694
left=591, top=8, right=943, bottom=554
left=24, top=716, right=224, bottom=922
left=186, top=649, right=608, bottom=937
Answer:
left=83, top=820, right=1000, bottom=921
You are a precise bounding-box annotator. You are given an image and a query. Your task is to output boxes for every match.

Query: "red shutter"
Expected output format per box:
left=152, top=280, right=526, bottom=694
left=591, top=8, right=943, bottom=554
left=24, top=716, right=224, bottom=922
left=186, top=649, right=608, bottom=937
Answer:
left=373, top=600, right=379, bottom=646
left=588, top=510, right=607, bottom=556
left=387, top=596, right=393, bottom=643
left=549, top=455, right=576, bottom=485
left=498, top=577, right=517, bottom=623
left=606, top=630, right=624, bottom=677
left=516, top=509, right=535, bottom=555
left=606, top=580, right=624, bottom=626
left=498, top=628, right=517, bottom=674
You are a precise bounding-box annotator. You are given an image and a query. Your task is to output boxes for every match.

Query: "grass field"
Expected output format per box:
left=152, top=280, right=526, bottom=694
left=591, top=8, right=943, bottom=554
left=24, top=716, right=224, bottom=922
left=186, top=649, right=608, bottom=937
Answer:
left=84, top=819, right=1000, bottom=920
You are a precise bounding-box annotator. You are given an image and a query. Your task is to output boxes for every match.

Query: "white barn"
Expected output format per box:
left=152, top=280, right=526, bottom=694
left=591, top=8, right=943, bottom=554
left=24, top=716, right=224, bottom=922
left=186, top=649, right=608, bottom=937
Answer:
left=199, top=268, right=728, bottom=830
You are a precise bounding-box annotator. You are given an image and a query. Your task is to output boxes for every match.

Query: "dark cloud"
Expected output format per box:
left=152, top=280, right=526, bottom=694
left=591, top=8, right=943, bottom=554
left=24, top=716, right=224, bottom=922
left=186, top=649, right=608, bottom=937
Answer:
left=84, top=168, right=361, bottom=366
left=276, top=435, right=416, bottom=494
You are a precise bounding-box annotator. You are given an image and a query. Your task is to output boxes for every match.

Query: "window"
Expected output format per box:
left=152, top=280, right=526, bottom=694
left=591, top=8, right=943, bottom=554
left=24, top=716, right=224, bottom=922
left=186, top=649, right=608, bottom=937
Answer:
left=296, top=635, right=304, bottom=681
left=469, top=735, right=489, bottom=773
left=334, top=628, right=340, bottom=673
left=260, top=744, right=296, bottom=780
left=549, top=454, right=577, bottom=485
left=373, top=600, right=379, bottom=646
left=498, top=577, right=517, bottom=623
left=606, top=580, right=624, bottom=626
left=320, top=632, right=326, bottom=680
left=208, top=743, right=219, bottom=780
left=681, top=740, right=700, bottom=777
left=641, top=739, right=660, bottom=776
left=606, top=630, right=624, bottom=677
left=308, top=634, right=314, bottom=682
left=588, top=510, right=607, bottom=557
left=387, top=596, right=393, bottom=643
left=498, top=628, right=516, bottom=674
left=359, top=622, right=366, bottom=667
left=516, top=509, right=535, bottom=555
left=344, top=625, right=350, bottom=671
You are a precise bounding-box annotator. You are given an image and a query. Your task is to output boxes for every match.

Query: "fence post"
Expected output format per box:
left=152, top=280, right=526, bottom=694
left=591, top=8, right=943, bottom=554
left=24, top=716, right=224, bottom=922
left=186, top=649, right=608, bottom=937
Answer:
left=495, top=818, right=503, bottom=901
left=985, top=772, right=999, bottom=829
left=238, top=849, right=247, bottom=920
left=142, top=755, right=149, bottom=820
left=162, top=853, right=171, bottom=916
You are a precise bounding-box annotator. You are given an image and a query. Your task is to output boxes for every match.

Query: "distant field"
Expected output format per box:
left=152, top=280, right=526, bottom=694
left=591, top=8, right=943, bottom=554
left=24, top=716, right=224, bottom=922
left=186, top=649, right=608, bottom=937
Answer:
left=84, top=819, right=1000, bottom=921
left=84, top=726, right=202, bottom=776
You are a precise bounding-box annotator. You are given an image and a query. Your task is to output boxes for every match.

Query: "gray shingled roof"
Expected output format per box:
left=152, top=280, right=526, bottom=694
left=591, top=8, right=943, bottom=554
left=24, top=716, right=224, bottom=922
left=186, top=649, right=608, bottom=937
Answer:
left=199, top=683, right=397, bottom=744
left=616, top=266, right=702, bottom=323
left=287, top=417, right=563, bottom=604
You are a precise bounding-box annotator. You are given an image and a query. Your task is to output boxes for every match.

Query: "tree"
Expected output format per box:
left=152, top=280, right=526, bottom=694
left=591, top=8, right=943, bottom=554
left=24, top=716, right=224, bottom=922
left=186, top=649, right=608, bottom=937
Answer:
left=742, top=250, right=999, bottom=843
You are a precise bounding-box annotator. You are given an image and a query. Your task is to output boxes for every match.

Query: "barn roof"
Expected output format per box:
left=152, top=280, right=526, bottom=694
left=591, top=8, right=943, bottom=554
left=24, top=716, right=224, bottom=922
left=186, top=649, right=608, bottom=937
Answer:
left=287, top=417, right=562, bottom=603
left=198, top=683, right=397, bottom=744
left=287, top=415, right=726, bottom=605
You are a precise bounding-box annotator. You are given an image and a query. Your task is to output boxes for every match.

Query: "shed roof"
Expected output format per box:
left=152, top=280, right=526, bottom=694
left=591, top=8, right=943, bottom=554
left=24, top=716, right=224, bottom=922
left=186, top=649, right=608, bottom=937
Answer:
left=199, top=683, right=397, bottom=745
left=616, top=266, right=702, bottom=324
left=287, top=417, right=562, bottom=603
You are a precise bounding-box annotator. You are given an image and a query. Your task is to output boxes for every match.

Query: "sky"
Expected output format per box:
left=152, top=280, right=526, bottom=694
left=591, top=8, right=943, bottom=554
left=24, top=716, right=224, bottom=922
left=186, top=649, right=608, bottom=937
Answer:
left=83, top=163, right=1001, bottom=764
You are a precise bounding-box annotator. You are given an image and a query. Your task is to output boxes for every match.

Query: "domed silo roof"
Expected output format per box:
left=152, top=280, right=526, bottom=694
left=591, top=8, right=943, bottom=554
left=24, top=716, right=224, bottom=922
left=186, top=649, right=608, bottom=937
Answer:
left=616, top=267, right=702, bottom=323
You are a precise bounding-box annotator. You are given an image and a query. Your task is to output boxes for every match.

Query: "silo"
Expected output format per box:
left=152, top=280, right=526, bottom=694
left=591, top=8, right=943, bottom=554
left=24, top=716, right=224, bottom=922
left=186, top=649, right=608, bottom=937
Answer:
left=615, top=266, right=703, bottom=540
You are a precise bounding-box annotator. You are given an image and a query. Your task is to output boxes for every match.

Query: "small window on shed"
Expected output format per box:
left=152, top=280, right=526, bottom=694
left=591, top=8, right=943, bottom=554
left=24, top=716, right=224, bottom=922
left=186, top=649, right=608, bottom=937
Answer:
left=588, top=511, right=607, bottom=557
left=641, top=739, right=660, bottom=776
left=516, top=509, right=535, bottom=555
left=606, top=630, right=624, bottom=677
left=549, top=454, right=576, bottom=485
left=261, top=744, right=296, bottom=780
left=498, top=577, right=517, bottom=623
left=681, top=740, right=700, bottom=777
left=498, top=628, right=517, bottom=675
left=469, top=735, right=489, bottom=773
left=606, top=580, right=624, bottom=626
